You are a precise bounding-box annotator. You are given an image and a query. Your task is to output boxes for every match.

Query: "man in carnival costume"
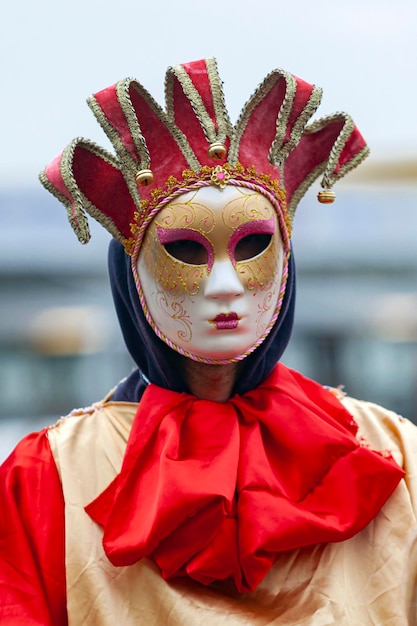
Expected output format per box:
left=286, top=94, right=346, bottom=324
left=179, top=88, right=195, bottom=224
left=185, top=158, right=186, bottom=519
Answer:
left=1, top=58, right=416, bottom=625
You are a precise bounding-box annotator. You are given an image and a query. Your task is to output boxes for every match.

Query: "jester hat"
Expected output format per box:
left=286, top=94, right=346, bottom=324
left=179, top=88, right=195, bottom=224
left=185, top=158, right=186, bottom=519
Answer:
left=39, top=57, right=369, bottom=256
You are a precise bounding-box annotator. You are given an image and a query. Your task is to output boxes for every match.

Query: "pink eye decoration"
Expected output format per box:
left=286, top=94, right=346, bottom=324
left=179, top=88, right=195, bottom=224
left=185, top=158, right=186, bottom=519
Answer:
left=157, top=226, right=214, bottom=268
left=228, top=218, right=275, bottom=263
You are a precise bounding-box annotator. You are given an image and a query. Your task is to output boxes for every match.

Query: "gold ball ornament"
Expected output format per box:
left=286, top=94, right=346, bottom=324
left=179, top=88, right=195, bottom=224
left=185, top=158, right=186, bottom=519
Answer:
left=207, top=142, right=227, bottom=160
left=317, top=189, right=336, bottom=204
left=135, top=169, right=154, bottom=186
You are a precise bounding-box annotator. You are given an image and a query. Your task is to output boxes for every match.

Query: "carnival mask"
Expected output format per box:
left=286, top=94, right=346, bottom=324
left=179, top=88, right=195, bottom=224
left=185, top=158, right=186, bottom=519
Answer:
left=135, top=185, right=289, bottom=362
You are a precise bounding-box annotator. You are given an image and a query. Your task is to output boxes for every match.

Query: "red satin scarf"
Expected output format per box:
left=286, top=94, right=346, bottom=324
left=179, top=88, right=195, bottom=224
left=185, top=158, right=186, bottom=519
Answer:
left=86, top=364, right=404, bottom=592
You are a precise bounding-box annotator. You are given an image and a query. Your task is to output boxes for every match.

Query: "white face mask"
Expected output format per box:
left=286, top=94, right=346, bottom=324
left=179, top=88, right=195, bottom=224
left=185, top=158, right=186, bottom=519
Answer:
left=135, top=185, right=287, bottom=362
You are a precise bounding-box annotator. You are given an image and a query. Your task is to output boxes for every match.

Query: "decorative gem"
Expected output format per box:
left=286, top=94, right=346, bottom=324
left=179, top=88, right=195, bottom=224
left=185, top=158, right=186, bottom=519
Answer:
left=208, top=142, right=227, bottom=160
left=135, top=169, right=154, bottom=186
left=210, top=165, right=230, bottom=189
left=317, top=189, right=336, bottom=204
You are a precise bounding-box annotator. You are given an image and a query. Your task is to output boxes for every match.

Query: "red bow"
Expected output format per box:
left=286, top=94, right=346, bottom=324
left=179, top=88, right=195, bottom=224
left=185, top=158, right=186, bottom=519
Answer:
left=86, top=364, right=404, bottom=592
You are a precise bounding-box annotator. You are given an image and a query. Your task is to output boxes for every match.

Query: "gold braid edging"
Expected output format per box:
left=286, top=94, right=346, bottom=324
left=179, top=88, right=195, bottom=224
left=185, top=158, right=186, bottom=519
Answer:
left=288, top=115, right=370, bottom=215
left=123, top=163, right=287, bottom=255
left=229, top=69, right=294, bottom=167
left=166, top=59, right=233, bottom=146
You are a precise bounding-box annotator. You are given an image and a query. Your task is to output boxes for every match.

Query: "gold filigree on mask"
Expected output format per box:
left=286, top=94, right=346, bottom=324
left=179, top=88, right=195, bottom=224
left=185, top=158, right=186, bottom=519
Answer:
left=222, top=188, right=274, bottom=230
left=153, top=292, right=193, bottom=342
left=255, top=290, right=277, bottom=337
left=236, top=238, right=280, bottom=293
left=141, top=225, right=206, bottom=296
left=156, top=191, right=216, bottom=235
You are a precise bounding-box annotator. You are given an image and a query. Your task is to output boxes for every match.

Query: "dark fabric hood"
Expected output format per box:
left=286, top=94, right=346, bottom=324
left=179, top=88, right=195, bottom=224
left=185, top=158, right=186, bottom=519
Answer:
left=108, top=239, right=296, bottom=402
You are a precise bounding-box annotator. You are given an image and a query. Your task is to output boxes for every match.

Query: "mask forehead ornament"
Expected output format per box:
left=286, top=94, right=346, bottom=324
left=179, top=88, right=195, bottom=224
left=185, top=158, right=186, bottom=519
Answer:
left=40, top=58, right=369, bottom=362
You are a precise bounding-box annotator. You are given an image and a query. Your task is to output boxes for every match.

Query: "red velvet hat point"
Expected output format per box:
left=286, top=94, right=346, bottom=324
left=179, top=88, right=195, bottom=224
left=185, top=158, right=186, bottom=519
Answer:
left=40, top=58, right=369, bottom=253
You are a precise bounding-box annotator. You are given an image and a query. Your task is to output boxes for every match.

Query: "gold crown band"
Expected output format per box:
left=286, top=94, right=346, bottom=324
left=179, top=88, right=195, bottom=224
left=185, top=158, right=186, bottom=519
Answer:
left=124, top=163, right=289, bottom=256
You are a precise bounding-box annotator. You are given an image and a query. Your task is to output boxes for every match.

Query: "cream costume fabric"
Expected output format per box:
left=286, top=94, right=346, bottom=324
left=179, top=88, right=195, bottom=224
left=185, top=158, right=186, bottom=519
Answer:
left=48, top=391, right=417, bottom=625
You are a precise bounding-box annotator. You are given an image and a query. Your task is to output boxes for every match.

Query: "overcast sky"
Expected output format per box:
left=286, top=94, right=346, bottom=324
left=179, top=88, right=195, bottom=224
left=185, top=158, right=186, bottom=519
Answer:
left=1, top=0, right=416, bottom=188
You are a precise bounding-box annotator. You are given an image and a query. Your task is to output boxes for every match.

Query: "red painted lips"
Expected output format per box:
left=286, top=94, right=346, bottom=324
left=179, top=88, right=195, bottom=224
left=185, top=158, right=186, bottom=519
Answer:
left=210, top=312, right=240, bottom=330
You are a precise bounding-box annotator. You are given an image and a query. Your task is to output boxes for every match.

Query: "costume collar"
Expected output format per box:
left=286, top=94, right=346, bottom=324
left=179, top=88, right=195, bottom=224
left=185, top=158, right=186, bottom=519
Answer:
left=86, top=363, right=404, bottom=593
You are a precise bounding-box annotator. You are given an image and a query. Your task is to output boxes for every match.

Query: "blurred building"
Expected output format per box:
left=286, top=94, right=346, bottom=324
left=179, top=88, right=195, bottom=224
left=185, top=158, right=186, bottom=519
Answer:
left=0, top=188, right=132, bottom=423
left=287, top=180, right=417, bottom=421
left=1, top=176, right=417, bottom=459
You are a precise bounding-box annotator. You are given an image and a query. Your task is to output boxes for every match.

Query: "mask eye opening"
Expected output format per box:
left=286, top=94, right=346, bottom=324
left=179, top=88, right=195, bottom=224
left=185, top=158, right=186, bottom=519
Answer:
left=233, top=233, right=272, bottom=262
left=164, top=239, right=209, bottom=266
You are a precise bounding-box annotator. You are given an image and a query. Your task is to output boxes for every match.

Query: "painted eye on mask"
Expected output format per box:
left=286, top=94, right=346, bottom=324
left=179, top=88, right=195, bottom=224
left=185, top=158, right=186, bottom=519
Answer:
left=233, top=233, right=272, bottom=262
left=229, top=217, right=276, bottom=264
left=157, top=226, right=211, bottom=266
left=164, top=240, right=208, bottom=265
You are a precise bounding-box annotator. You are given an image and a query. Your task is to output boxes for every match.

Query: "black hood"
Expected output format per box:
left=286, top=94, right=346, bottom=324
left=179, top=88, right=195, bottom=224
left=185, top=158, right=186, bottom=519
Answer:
left=109, top=238, right=296, bottom=402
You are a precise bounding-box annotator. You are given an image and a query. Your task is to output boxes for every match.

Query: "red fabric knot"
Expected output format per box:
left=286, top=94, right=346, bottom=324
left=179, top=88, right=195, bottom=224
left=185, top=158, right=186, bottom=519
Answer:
left=85, top=363, right=404, bottom=593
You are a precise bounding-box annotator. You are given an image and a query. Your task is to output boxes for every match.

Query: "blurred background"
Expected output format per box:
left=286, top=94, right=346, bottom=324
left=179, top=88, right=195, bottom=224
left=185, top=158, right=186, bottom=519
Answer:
left=1, top=0, right=417, bottom=461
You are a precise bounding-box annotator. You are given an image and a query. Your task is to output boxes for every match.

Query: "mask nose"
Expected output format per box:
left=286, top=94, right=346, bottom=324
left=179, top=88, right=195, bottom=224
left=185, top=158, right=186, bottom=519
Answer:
left=204, top=259, right=244, bottom=300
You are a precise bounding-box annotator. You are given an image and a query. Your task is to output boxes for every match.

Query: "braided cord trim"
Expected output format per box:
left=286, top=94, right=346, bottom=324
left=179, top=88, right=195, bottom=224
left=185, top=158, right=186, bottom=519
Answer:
left=288, top=115, right=370, bottom=215
left=166, top=59, right=232, bottom=146
left=205, top=57, right=234, bottom=141
left=229, top=69, right=295, bottom=167
left=270, top=85, right=322, bottom=166
left=40, top=137, right=125, bottom=245
left=124, top=163, right=289, bottom=255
